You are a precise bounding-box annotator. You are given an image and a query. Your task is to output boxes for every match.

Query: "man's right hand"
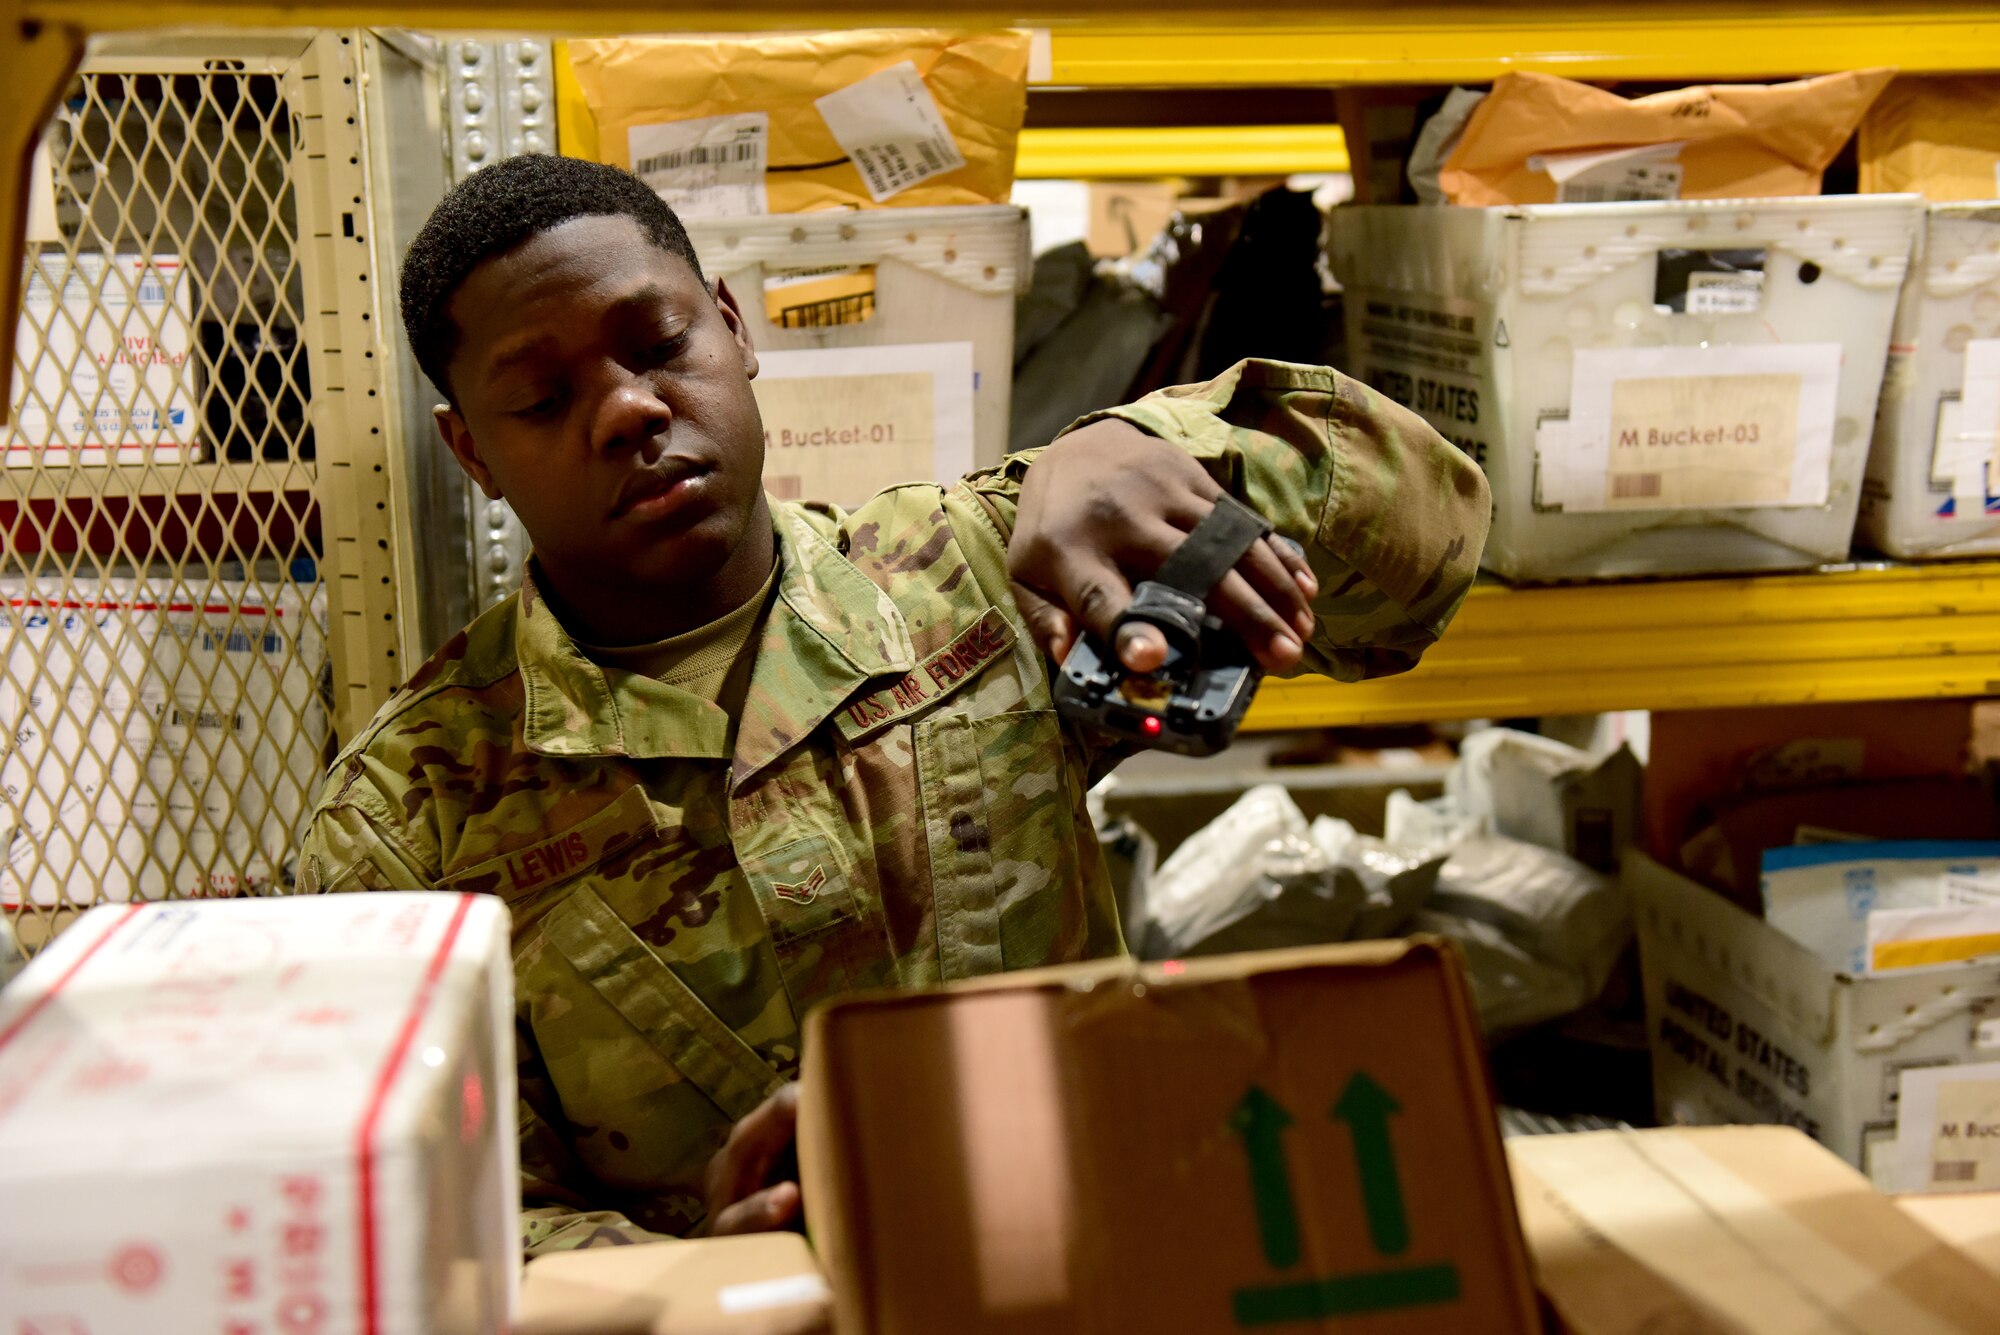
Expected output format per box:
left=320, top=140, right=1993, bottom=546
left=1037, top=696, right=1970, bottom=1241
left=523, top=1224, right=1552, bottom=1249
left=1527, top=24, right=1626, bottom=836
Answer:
left=700, top=1082, right=802, bottom=1236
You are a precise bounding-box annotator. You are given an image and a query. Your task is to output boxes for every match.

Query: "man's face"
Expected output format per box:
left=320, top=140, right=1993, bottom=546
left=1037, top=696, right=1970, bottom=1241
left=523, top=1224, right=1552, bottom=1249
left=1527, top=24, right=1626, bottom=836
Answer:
left=433, top=213, right=768, bottom=607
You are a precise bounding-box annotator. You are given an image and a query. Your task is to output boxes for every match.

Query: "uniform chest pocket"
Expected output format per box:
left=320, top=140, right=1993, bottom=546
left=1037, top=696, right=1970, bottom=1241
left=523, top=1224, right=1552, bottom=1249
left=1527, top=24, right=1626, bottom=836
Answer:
left=916, top=708, right=1092, bottom=979
left=737, top=832, right=868, bottom=1010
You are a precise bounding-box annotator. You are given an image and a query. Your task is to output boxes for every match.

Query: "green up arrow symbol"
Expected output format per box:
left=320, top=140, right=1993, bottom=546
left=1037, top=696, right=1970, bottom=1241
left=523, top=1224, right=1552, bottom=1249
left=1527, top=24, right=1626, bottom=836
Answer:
left=1229, top=1085, right=1302, bottom=1269
left=1331, top=1072, right=1409, bottom=1257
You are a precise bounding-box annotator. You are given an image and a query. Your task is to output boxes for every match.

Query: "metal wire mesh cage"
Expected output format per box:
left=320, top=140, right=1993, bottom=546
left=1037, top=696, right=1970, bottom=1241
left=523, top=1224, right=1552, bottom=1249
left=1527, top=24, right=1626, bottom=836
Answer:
left=0, top=32, right=441, bottom=952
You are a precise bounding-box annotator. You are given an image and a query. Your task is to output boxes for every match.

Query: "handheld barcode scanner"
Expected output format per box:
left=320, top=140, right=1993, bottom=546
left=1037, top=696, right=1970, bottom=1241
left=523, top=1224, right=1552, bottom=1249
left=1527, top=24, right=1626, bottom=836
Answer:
left=1054, top=493, right=1299, bottom=757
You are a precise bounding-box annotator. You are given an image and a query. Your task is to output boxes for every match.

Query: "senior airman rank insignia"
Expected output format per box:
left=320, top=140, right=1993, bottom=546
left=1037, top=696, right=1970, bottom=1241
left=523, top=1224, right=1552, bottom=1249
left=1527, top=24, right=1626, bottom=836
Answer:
left=771, top=865, right=828, bottom=905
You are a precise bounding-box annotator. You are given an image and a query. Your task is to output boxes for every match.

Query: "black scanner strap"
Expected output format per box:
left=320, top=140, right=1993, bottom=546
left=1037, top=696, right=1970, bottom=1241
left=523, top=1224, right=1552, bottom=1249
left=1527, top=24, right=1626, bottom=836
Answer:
left=1153, top=493, right=1273, bottom=596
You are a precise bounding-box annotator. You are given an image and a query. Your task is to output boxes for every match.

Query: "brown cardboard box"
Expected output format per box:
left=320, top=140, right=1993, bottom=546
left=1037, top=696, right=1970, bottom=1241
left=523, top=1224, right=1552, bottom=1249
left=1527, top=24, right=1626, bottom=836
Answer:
left=515, top=1234, right=830, bottom=1335
left=1511, top=1126, right=2000, bottom=1334
left=1086, top=181, right=1180, bottom=258
left=1677, top=777, right=2000, bottom=909
left=1645, top=700, right=1978, bottom=861
left=1334, top=87, right=1432, bottom=205
left=1899, top=1192, right=2000, bottom=1283
left=799, top=939, right=1539, bottom=1335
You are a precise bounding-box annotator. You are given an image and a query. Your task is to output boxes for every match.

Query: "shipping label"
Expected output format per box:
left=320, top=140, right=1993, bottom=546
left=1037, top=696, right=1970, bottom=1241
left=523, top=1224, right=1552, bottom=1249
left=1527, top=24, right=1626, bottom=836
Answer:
left=1532, top=142, right=1685, bottom=203
left=1896, top=1060, right=2000, bottom=1192
left=763, top=265, right=876, bottom=328
left=1654, top=248, right=1768, bottom=316
left=753, top=342, right=974, bottom=507
left=1605, top=371, right=1800, bottom=507
left=628, top=112, right=769, bottom=219
left=814, top=62, right=967, bottom=203
left=6, top=252, right=198, bottom=467
left=1548, top=343, right=1842, bottom=512
left=1352, top=291, right=1494, bottom=467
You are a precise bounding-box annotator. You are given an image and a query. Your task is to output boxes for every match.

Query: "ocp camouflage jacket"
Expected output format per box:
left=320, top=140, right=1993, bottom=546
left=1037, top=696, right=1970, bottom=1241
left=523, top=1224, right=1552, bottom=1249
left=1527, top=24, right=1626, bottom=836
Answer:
left=298, top=359, right=1490, bottom=1252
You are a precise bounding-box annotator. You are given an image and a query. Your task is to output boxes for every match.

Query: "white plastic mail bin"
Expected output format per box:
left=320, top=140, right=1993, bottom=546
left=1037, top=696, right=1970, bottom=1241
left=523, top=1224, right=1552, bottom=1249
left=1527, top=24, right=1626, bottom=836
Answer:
left=1860, top=202, right=2000, bottom=558
left=1330, top=198, right=1922, bottom=583
left=682, top=205, right=1026, bottom=508
left=1631, top=853, right=2000, bottom=1187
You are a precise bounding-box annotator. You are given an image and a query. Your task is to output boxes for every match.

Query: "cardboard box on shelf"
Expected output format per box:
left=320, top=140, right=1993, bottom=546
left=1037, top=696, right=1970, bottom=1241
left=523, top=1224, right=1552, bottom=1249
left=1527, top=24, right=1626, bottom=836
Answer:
left=1087, top=180, right=1181, bottom=258
left=1631, top=853, right=2000, bottom=1184
left=0, top=895, right=517, bottom=1335
left=1333, top=87, right=1433, bottom=206
left=1860, top=202, right=2000, bottom=558
left=1645, top=700, right=1979, bottom=865
left=1510, top=1125, right=2000, bottom=1335
left=799, top=939, right=1540, bottom=1335
left=681, top=205, right=1023, bottom=505
left=1677, top=778, right=2000, bottom=910
left=516, top=1234, right=831, bottom=1335
left=1329, top=196, right=1920, bottom=583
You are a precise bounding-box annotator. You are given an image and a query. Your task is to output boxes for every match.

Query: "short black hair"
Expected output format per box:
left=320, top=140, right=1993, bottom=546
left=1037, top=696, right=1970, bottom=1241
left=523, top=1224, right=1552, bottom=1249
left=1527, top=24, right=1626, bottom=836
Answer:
left=399, top=154, right=706, bottom=402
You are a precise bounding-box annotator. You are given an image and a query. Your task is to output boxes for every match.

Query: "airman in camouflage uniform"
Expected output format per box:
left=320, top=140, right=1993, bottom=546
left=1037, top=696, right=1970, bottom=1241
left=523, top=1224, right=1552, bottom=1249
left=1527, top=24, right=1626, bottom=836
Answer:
left=299, top=157, right=1489, bottom=1254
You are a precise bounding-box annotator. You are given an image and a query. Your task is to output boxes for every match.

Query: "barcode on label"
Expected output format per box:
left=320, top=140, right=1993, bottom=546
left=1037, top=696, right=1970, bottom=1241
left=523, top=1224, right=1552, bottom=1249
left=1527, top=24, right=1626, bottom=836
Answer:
left=1611, top=473, right=1664, bottom=499
left=633, top=142, right=761, bottom=177
left=1934, top=1160, right=1980, bottom=1183
left=775, top=294, right=875, bottom=329
left=767, top=475, right=803, bottom=501
left=851, top=142, right=944, bottom=198
left=1559, top=182, right=1679, bottom=203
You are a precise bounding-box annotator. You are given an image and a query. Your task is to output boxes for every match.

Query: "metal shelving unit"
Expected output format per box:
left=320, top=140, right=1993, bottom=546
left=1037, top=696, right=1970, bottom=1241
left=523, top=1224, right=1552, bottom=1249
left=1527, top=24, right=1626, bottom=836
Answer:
left=0, top=28, right=454, bottom=949
left=1248, top=562, right=2000, bottom=729
left=1015, top=125, right=1349, bottom=178
left=2, top=460, right=316, bottom=502
left=7, top=1, right=2000, bottom=746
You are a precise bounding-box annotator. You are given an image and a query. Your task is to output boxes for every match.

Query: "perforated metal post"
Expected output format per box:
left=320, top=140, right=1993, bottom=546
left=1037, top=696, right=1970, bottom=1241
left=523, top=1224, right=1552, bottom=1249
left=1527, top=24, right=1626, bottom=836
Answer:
left=444, top=34, right=547, bottom=614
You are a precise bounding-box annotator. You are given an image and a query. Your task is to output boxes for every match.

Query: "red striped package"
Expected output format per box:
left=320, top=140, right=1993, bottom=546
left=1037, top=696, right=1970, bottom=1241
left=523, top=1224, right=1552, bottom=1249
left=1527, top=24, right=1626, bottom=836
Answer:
left=0, top=894, right=516, bottom=1334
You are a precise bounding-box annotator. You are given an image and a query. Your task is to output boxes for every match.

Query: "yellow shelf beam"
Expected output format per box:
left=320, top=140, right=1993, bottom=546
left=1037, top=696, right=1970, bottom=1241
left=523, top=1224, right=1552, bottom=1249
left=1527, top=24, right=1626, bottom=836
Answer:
left=1245, top=562, right=2000, bottom=730
left=17, top=4, right=2000, bottom=77
left=1041, top=10, right=2000, bottom=87
left=1015, top=125, right=1347, bottom=178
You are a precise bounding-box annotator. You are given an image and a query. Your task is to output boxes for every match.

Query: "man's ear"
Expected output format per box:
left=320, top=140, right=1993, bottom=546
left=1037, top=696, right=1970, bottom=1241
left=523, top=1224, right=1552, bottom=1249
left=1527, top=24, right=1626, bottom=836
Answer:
left=434, top=404, right=503, bottom=500
left=712, top=277, right=759, bottom=381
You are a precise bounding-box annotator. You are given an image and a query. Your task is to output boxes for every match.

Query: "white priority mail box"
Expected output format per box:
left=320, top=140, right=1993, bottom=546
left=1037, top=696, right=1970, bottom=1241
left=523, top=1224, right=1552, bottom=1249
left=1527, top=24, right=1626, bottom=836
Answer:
left=1861, top=203, right=2000, bottom=558
left=0, top=894, right=518, bottom=1335
left=683, top=205, right=1025, bottom=507
left=1330, top=197, right=1922, bottom=582
left=6, top=250, right=201, bottom=467
left=0, top=574, right=329, bottom=908
left=1632, top=852, right=2000, bottom=1188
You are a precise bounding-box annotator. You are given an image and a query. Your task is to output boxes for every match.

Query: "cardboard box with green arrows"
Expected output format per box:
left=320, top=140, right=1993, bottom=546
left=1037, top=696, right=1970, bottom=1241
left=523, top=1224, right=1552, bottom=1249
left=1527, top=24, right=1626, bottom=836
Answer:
left=798, top=938, right=1540, bottom=1334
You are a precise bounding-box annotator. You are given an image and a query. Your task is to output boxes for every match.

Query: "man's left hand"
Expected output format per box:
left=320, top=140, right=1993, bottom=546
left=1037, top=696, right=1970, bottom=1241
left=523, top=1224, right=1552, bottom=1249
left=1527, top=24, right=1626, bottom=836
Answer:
left=1008, top=418, right=1318, bottom=674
